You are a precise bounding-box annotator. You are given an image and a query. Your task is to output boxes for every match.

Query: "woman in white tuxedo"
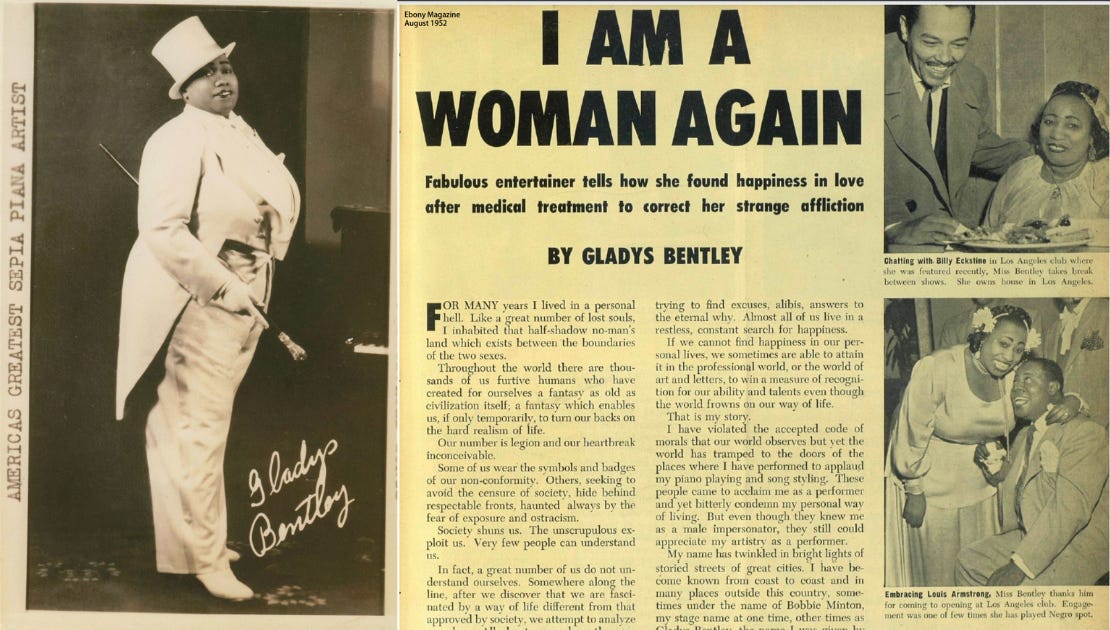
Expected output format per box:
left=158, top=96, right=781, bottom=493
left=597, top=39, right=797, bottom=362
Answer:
left=115, top=16, right=300, bottom=601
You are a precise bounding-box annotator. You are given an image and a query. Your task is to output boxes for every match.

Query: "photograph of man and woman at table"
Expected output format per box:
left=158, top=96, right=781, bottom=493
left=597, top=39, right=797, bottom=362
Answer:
left=884, top=298, right=1108, bottom=588
left=883, top=5, right=1108, bottom=251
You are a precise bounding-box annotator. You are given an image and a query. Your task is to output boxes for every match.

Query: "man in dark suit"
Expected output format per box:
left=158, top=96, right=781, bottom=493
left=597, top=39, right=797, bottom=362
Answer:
left=884, top=5, right=1031, bottom=246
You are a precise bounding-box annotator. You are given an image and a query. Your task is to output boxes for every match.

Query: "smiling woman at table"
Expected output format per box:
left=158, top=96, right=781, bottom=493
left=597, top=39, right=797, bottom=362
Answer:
left=985, top=81, right=1109, bottom=228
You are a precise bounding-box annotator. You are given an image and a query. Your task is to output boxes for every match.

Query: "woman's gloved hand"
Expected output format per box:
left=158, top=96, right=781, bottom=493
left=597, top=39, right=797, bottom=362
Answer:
left=902, top=492, right=926, bottom=528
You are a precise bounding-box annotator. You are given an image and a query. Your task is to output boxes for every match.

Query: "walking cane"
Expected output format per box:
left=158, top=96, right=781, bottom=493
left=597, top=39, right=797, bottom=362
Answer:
left=99, top=143, right=307, bottom=362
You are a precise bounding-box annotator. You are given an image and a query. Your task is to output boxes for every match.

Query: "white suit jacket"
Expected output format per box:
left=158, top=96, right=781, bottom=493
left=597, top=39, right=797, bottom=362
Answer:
left=115, top=105, right=300, bottom=419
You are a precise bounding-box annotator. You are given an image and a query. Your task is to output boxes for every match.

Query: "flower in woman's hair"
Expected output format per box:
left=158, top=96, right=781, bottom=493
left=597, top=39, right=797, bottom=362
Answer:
left=971, top=307, right=996, bottom=334
left=1025, top=327, right=1041, bottom=351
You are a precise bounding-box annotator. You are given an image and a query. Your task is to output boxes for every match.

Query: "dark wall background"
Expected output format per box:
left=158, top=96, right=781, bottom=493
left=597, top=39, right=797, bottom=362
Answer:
left=306, top=11, right=392, bottom=246
left=29, top=4, right=390, bottom=613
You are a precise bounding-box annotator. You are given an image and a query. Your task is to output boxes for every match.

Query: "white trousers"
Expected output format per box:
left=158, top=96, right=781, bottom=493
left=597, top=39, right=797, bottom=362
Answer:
left=145, top=248, right=269, bottom=574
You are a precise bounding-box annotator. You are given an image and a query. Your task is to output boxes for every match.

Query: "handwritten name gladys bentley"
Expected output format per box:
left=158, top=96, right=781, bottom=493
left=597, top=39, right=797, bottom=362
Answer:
left=247, top=438, right=355, bottom=557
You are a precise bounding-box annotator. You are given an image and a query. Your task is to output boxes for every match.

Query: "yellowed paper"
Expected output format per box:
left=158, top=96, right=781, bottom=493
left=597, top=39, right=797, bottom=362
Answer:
left=400, top=4, right=1109, bottom=629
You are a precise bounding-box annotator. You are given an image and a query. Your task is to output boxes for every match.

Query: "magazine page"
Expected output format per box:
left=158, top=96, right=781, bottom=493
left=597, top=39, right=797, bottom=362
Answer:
left=1, top=2, right=397, bottom=628
left=399, top=4, right=1109, bottom=629
left=2, top=2, right=1109, bottom=629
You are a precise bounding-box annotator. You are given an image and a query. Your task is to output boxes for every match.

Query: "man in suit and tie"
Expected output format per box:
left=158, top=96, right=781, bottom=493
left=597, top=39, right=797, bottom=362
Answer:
left=1045, top=298, right=1109, bottom=424
left=956, top=358, right=1108, bottom=586
left=884, top=5, right=1031, bottom=246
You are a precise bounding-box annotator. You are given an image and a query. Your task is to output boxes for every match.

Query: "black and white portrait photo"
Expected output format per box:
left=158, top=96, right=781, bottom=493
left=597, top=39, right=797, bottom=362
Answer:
left=883, top=5, right=1109, bottom=252
left=885, top=298, right=1109, bottom=587
left=15, top=3, right=394, bottom=620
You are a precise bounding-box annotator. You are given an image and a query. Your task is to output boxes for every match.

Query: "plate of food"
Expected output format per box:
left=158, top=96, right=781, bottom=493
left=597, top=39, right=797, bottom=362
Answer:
left=946, top=216, right=1092, bottom=252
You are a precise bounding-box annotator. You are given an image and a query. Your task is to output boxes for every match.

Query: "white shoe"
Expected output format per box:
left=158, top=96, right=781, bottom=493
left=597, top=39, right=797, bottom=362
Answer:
left=197, top=569, right=253, bottom=601
left=227, top=548, right=241, bottom=562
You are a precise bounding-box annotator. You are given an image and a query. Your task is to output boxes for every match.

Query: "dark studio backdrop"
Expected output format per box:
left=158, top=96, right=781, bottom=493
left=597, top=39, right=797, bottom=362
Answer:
left=29, top=4, right=391, bottom=614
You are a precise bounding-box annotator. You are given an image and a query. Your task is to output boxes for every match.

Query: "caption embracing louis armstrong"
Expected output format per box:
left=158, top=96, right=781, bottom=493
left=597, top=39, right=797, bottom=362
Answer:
left=415, top=10, right=862, bottom=148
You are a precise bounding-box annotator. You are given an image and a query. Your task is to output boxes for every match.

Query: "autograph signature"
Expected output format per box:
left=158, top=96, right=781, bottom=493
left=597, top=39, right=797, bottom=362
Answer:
left=247, top=438, right=355, bottom=557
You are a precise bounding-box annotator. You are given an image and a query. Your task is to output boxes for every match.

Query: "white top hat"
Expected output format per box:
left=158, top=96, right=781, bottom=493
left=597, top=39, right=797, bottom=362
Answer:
left=152, top=16, right=236, bottom=100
